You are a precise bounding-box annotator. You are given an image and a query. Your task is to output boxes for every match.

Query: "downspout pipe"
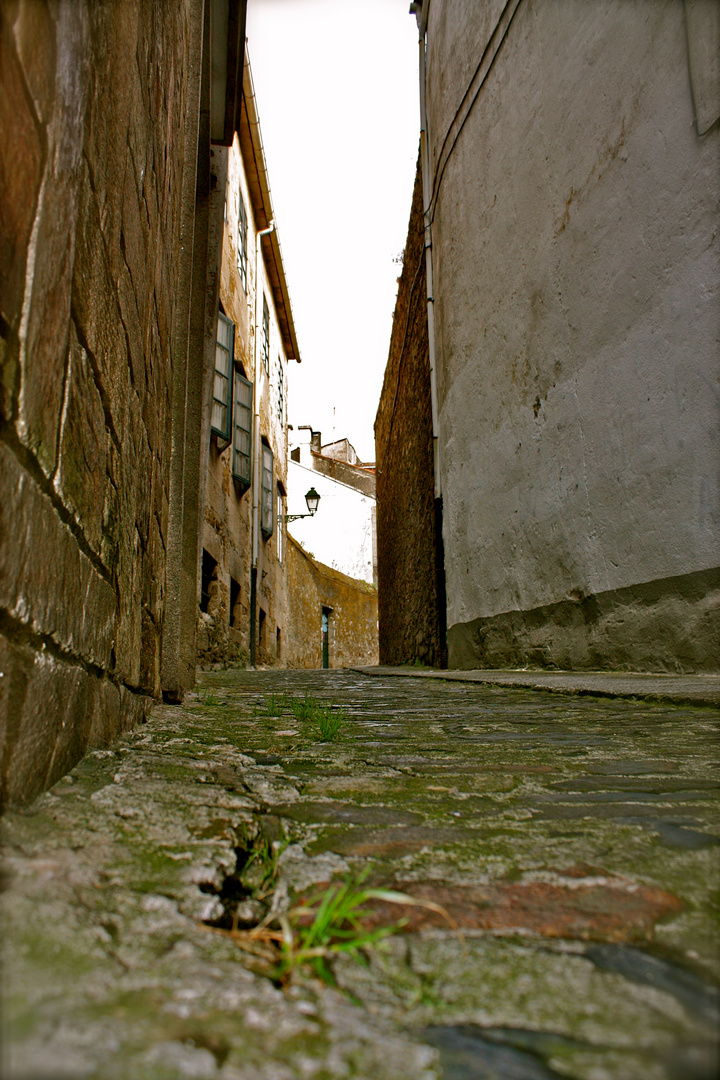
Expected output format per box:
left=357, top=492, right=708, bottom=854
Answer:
left=417, top=7, right=448, bottom=665
left=418, top=30, right=441, bottom=499
left=250, top=219, right=275, bottom=666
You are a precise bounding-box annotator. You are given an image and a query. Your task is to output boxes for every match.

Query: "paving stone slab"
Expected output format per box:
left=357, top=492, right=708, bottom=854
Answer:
left=354, top=665, right=720, bottom=708
left=2, top=669, right=719, bottom=1079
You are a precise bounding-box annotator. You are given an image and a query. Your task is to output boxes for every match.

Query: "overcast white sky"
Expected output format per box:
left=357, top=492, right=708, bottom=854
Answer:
left=245, top=0, right=420, bottom=462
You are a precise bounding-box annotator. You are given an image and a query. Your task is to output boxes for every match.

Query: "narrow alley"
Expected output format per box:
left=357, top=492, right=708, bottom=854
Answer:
left=3, top=670, right=718, bottom=1080
left=2, top=3, right=719, bottom=1078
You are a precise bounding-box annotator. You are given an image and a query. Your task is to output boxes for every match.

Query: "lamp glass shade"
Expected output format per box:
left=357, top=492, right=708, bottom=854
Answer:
left=305, top=487, right=320, bottom=514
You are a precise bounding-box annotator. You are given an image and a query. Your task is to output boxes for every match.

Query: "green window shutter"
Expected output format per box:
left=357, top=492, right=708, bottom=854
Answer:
left=212, top=313, right=234, bottom=443
left=261, top=444, right=274, bottom=536
left=233, top=372, right=253, bottom=486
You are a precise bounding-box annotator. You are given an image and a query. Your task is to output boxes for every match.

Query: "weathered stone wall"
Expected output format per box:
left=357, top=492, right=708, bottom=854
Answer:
left=423, top=0, right=720, bottom=672
left=375, top=158, right=444, bottom=667
left=198, top=103, right=293, bottom=671
left=0, top=0, right=208, bottom=805
left=198, top=432, right=253, bottom=668
left=311, top=453, right=376, bottom=498
left=285, top=538, right=378, bottom=669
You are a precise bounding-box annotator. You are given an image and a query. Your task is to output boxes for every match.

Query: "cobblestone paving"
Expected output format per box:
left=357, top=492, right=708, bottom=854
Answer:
left=2, top=669, right=719, bottom=1080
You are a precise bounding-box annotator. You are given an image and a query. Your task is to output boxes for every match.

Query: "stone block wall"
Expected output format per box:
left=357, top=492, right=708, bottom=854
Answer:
left=375, top=157, right=445, bottom=667
left=0, top=0, right=207, bottom=805
left=285, top=538, right=378, bottom=669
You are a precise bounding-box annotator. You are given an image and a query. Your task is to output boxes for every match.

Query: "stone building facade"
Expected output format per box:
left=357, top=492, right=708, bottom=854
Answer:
left=377, top=0, right=719, bottom=673
left=375, top=160, right=446, bottom=668
left=198, top=57, right=298, bottom=670
left=0, top=0, right=245, bottom=806
left=284, top=538, right=379, bottom=669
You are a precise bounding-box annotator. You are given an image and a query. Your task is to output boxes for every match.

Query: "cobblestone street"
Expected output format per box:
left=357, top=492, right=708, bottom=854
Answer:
left=3, top=669, right=719, bottom=1080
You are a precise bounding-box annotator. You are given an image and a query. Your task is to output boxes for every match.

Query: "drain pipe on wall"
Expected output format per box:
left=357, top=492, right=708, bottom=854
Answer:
left=418, top=27, right=441, bottom=499
left=250, top=220, right=275, bottom=667
left=416, top=3, right=448, bottom=664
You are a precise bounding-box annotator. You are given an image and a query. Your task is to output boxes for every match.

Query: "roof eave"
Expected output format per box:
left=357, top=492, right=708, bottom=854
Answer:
left=239, top=54, right=302, bottom=362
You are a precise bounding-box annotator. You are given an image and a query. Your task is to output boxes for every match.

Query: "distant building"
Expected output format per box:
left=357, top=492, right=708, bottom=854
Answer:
left=284, top=427, right=378, bottom=668
left=199, top=54, right=299, bottom=670
left=288, top=428, right=377, bottom=583
left=284, top=538, right=379, bottom=670
left=377, top=0, right=720, bottom=673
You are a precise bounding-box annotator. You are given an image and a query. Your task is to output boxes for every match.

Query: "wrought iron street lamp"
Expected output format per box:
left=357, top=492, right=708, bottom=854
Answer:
left=284, top=487, right=321, bottom=523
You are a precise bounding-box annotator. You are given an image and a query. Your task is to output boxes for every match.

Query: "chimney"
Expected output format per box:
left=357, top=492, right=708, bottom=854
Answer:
left=295, top=425, right=313, bottom=467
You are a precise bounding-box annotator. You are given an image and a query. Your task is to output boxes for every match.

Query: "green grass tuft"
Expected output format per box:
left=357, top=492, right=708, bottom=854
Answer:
left=263, top=692, right=288, bottom=717
left=274, top=870, right=406, bottom=984
left=312, top=702, right=346, bottom=741
left=208, top=866, right=456, bottom=988
left=289, top=692, right=319, bottom=723
left=286, top=694, right=345, bottom=739
left=197, top=688, right=219, bottom=706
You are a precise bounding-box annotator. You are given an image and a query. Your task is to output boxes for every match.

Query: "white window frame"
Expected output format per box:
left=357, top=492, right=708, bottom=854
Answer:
left=260, top=444, right=274, bottom=537
left=211, top=312, right=234, bottom=445
left=261, top=295, right=270, bottom=375
left=237, top=193, right=247, bottom=293
left=276, top=491, right=284, bottom=562
left=232, top=370, right=252, bottom=488
left=277, top=355, right=284, bottom=423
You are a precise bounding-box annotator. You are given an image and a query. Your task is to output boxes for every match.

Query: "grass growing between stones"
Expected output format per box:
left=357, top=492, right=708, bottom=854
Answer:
left=197, top=688, right=220, bottom=706
left=264, top=692, right=348, bottom=741
left=263, top=692, right=290, bottom=716
left=290, top=692, right=319, bottom=723
left=272, top=874, right=406, bottom=984
left=238, top=835, right=289, bottom=900
left=209, top=869, right=452, bottom=987
left=310, top=703, right=347, bottom=742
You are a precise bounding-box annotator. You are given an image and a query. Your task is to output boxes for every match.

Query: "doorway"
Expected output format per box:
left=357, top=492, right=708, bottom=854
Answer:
left=321, top=606, right=332, bottom=669
left=200, top=550, right=218, bottom=614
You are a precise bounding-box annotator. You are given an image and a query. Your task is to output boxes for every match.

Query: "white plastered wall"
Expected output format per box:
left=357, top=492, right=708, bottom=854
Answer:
left=425, top=0, right=719, bottom=630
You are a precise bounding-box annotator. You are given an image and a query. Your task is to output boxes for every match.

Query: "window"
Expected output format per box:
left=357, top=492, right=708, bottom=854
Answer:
left=277, top=356, right=284, bottom=423
left=211, top=312, right=234, bottom=443
left=276, top=491, right=284, bottom=562
left=261, top=295, right=270, bottom=375
left=232, top=371, right=252, bottom=487
left=237, top=194, right=247, bottom=292
left=260, top=443, right=274, bottom=536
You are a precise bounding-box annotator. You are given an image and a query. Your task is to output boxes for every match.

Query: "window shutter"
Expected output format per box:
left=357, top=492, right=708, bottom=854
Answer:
left=232, top=372, right=253, bottom=486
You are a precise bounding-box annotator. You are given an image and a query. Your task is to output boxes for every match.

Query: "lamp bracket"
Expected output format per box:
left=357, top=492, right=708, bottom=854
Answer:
left=284, top=511, right=316, bottom=523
